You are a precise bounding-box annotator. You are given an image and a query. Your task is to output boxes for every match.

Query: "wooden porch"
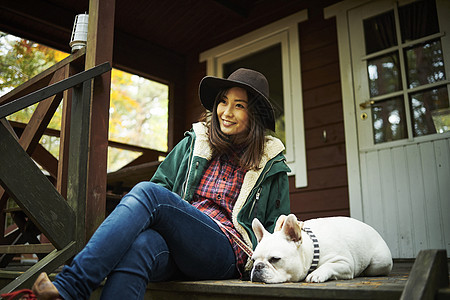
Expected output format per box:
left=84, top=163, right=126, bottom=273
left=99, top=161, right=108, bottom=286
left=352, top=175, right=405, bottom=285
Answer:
left=141, top=256, right=450, bottom=300
left=1, top=0, right=450, bottom=298
left=0, top=52, right=448, bottom=298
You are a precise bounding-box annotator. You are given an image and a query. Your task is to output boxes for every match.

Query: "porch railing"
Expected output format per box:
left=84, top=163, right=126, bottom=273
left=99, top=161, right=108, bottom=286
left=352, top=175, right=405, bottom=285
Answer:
left=0, top=48, right=111, bottom=293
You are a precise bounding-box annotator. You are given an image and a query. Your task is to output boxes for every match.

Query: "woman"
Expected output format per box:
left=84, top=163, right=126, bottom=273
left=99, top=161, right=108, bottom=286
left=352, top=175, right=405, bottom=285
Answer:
left=32, top=68, right=291, bottom=299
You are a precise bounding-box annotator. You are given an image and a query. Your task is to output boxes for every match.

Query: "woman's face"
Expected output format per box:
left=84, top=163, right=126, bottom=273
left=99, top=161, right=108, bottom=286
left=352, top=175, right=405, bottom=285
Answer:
left=216, top=87, right=250, bottom=137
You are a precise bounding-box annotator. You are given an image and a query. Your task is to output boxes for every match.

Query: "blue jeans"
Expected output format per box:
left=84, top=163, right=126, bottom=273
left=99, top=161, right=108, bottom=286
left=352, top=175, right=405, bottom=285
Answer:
left=53, top=182, right=237, bottom=300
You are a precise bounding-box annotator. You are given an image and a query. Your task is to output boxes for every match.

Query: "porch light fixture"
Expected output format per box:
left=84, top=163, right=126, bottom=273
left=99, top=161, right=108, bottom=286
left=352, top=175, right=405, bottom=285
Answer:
left=70, top=13, right=89, bottom=52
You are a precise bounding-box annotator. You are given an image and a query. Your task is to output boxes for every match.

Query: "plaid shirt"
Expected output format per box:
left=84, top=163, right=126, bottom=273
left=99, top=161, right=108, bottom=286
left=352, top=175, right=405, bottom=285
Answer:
left=191, top=154, right=248, bottom=274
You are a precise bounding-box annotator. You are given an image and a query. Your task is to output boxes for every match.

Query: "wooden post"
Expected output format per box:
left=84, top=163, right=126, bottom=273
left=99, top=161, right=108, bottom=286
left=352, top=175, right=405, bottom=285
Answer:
left=57, top=64, right=75, bottom=199
left=84, top=0, right=115, bottom=241
left=400, top=249, right=449, bottom=300
left=66, top=80, right=92, bottom=250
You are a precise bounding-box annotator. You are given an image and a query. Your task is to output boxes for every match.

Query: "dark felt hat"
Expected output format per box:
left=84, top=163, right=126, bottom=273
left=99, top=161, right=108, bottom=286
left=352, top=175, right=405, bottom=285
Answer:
left=199, top=68, right=276, bottom=131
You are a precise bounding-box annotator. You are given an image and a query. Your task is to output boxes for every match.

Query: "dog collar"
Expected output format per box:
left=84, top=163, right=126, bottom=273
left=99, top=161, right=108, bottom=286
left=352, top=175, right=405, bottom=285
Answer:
left=302, top=227, right=320, bottom=274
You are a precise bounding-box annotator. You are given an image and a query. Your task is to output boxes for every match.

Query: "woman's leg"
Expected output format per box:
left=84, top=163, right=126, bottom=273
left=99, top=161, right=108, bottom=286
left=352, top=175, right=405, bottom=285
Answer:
left=101, top=182, right=237, bottom=299
left=51, top=182, right=236, bottom=300
left=99, top=229, right=178, bottom=300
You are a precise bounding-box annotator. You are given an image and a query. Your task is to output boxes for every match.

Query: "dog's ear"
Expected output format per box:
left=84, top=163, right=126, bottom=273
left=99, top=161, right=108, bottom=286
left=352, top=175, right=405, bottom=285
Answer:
left=252, top=218, right=268, bottom=243
left=282, top=214, right=302, bottom=244
left=274, top=215, right=287, bottom=232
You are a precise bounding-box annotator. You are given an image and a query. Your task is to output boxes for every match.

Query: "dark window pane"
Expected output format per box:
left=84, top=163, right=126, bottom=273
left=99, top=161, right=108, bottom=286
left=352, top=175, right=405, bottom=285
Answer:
left=410, top=87, right=450, bottom=136
left=372, top=97, right=407, bottom=144
left=405, top=39, right=445, bottom=89
left=368, top=53, right=402, bottom=97
left=223, top=44, right=285, bottom=143
left=399, top=0, right=439, bottom=43
left=364, top=10, right=397, bottom=55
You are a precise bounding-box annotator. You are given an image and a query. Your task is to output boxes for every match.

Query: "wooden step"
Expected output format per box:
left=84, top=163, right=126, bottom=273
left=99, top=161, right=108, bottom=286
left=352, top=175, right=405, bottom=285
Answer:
left=3, top=207, right=23, bottom=214
left=90, top=255, right=450, bottom=300
left=0, top=251, right=448, bottom=299
left=0, top=243, right=55, bottom=254
left=145, top=278, right=404, bottom=300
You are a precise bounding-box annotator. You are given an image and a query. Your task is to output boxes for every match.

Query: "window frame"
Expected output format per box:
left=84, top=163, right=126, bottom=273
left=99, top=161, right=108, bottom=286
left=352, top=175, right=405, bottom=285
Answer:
left=358, top=1, right=450, bottom=147
left=199, top=10, right=308, bottom=188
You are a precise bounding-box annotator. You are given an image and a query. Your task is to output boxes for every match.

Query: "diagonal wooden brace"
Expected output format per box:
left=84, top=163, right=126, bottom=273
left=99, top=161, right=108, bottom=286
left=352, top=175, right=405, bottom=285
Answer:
left=0, top=241, right=77, bottom=295
left=0, top=121, right=75, bottom=249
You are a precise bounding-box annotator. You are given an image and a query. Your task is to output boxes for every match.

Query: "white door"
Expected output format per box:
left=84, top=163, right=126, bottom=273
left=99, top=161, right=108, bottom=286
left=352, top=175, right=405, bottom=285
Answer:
left=348, top=0, right=450, bottom=258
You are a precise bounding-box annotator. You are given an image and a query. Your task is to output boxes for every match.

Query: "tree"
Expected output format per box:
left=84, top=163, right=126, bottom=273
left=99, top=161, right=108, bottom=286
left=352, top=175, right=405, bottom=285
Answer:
left=0, top=32, right=67, bottom=128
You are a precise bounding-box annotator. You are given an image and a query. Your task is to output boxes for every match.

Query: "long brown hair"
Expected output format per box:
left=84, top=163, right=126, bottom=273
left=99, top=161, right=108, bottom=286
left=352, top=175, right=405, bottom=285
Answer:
left=204, top=88, right=267, bottom=170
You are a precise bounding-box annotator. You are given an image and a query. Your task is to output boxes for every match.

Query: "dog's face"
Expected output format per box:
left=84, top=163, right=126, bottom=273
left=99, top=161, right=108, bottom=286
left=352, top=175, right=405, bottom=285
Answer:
left=251, top=214, right=305, bottom=283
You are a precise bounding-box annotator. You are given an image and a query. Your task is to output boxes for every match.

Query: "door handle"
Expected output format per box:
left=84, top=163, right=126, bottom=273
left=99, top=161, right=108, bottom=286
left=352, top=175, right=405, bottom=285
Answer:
left=359, top=100, right=374, bottom=110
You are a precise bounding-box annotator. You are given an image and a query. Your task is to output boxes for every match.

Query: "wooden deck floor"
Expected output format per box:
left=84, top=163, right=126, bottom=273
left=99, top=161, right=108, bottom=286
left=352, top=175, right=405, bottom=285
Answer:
left=140, top=260, right=450, bottom=300
left=94, top=259, right=449, bottom=299
left=1, top=260, right=449, bottom=299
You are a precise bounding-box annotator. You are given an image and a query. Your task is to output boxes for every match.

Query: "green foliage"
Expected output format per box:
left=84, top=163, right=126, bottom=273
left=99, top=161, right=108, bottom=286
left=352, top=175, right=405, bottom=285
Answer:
left=0, top=32, right=60, bottom=90
left=0, top=32, right=66, bottom=127
left=0, top=32, right=169, bottom=172
left=108, top=69, right=168, bottom=171
left=110, top=69, right=168, bottom=151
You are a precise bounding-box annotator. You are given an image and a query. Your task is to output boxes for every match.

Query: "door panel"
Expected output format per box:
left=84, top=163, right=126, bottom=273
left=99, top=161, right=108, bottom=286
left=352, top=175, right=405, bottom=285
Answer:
left=359, top=139, right=450, bottom=257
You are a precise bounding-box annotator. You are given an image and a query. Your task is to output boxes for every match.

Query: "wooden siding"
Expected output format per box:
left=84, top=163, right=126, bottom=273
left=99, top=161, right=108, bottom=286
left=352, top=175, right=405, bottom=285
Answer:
left=184, top=57, right=208, bottom=131
left=290, top=12, right=350, bottom=220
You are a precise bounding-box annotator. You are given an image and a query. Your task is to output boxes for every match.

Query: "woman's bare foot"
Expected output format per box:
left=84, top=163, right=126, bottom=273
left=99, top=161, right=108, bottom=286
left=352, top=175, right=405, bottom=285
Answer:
left=32, top=272, right=62, bottom=300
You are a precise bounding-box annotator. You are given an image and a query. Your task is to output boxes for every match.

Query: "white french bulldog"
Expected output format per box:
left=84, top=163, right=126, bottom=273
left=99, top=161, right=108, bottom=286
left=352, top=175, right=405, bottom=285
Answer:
left=251, top=214, right=392, bottom=283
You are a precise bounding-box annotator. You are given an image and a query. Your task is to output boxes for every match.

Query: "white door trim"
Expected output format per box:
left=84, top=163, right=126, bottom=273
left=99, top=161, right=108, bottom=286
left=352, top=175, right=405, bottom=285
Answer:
left=324, top=1, right=372, bottom=220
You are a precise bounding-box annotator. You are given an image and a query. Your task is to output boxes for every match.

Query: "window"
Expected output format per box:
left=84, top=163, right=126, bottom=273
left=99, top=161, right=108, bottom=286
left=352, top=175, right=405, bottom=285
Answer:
left=200, top=10, right=308, bottom=188
left=109, top=69, right=168, bottom=171
left=362, top=0, right=449, bottom=144
left=222, top=44, right=285, bottom=147
left=0, top=32, right=169, bottom=173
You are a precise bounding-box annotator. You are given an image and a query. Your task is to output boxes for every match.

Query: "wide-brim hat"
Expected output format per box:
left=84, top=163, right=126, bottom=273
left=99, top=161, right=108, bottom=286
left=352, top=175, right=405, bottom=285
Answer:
left=199, top=68, right=276, bottom=131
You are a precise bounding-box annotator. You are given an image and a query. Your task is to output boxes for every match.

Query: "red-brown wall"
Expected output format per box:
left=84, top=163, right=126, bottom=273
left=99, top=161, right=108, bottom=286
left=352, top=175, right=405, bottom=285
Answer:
left=291, top=8, right=349, bottom=220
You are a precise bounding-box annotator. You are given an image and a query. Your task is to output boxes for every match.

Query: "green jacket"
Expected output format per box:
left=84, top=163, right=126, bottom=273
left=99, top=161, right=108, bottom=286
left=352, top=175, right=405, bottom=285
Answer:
left=151, top=122, right=291, bottom=249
